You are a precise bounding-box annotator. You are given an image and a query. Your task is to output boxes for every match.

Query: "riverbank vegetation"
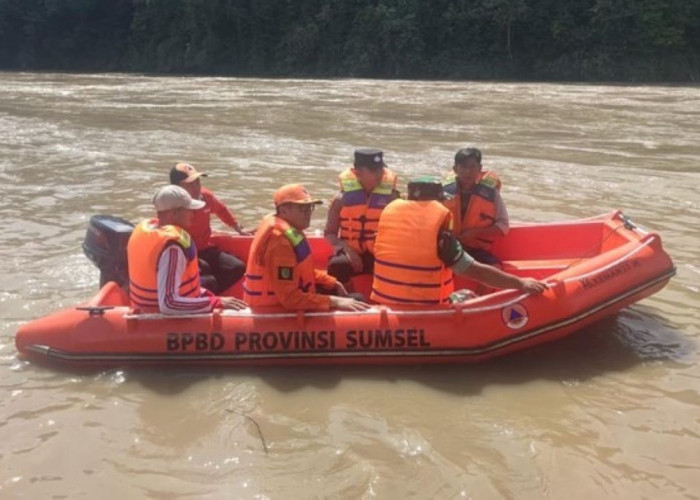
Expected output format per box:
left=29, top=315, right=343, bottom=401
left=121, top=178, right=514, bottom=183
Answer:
left=0, top=0, right=698, bottom=82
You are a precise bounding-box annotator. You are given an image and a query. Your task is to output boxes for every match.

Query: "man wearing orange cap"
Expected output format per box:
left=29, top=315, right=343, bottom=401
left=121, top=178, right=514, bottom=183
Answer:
left=244, top=184, right=369, bottom=311
left=170, top=162, right=251, bottom=294
left=127, top=185, right=247, bottom=314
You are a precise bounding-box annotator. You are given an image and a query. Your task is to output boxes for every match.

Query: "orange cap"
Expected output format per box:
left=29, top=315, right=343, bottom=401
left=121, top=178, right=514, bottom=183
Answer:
left=170, top=162, right=207, bottom=184
left=273, top=184, right=323, bottom=208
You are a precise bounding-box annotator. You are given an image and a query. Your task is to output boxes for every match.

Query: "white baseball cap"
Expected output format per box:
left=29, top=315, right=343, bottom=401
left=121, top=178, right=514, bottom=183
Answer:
left=152, top=185, right=205, bottom=212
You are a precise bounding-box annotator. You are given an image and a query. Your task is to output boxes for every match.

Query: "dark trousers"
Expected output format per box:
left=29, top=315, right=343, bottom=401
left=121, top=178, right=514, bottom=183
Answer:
left=198, top=246, right=245, bottom=294
left=327, top=251, right=374, bottom=283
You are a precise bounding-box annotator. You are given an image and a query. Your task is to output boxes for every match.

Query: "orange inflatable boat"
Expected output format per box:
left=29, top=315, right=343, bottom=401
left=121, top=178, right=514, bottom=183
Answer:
left=15, top=211, right=675, bottom=369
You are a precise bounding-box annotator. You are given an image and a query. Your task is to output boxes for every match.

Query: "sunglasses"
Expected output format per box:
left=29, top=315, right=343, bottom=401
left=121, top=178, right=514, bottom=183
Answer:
left=292, top=203, right=316, bottom=214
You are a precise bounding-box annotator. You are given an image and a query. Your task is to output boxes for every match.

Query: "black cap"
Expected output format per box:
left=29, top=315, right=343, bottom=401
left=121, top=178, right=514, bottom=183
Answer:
left=407, top=176, right=444, bottom=201
left=353, top=148, right=386, bottom=169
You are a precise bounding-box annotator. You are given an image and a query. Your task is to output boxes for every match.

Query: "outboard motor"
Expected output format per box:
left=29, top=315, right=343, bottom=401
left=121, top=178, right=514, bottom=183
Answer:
left=82, top=215, right=134, bottom=288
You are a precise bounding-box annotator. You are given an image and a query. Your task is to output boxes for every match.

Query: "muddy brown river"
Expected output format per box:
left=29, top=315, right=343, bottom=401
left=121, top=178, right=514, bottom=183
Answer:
left=0, top=72, right=698, bottom=498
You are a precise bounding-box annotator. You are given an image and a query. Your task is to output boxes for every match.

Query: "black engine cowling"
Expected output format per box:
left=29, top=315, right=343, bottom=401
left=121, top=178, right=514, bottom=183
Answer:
left=82, top=215, right=134, bottom=288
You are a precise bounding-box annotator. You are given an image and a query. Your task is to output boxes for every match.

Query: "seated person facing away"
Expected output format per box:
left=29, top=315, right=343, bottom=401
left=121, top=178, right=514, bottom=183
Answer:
left=324, top=148, right=399, bottom=286
left=170, top=162, right=251, bottom=294
left=244, top=184, right=369, bottom=311
left=371, top=177, right=546, bottom=306
left=442, top=147, right=508, bottom=266
left=127, top=185, right=247, bottom=314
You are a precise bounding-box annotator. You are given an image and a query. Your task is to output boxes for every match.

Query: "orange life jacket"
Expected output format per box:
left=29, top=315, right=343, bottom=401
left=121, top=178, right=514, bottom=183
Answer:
left=243, top=214, right=316, bottom=307
left=443, top=171, right=501, bottom=250
left=338, top=167, right=397, bottom=255
left=370, top=199, right=454, bottom=306
left=127, top=219, right=201, bottom=312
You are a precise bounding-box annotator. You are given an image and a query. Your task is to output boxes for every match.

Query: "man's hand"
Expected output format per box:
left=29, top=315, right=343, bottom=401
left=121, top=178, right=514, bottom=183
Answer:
left=330, top=296, right=371, bottom=311
left=518, top=278, right=548, bottom=295
left=220, top=297, right=248, bottom=310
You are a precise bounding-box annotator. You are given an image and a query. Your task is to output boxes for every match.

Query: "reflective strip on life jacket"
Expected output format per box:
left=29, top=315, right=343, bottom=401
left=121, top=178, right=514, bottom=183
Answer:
left=127, top=219, right=201, bottom=312
left=443, top=170, right=501, bottom=250
left=243, top=214, right=316, bottom=307
left=338, top=167, right=397, bottom=254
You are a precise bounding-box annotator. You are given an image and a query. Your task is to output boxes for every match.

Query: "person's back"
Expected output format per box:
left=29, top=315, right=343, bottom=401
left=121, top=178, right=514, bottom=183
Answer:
left=128, top=218, right=202, bottom=312
left=371, top=197, right=454, bottom=306
left=372, top=177, right=547, bottom=306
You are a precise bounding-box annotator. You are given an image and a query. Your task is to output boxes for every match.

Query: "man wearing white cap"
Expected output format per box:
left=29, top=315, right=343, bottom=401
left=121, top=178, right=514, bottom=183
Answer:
left=127, top=185, right=247, bottom=314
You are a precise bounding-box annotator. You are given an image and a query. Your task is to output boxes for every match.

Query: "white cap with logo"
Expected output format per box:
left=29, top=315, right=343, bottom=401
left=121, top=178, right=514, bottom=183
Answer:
left=152, top=185, right=205, bottom=212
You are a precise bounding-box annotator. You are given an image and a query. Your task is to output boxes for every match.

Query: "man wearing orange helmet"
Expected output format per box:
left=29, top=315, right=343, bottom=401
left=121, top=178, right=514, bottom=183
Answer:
left=244, top=184, right=369, bottom=311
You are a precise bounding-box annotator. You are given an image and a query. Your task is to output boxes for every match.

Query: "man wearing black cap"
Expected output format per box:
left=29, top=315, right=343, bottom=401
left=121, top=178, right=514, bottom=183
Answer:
left=324, top=148, right=400, bottom=289
left=371, top=177, right=546, bottom=306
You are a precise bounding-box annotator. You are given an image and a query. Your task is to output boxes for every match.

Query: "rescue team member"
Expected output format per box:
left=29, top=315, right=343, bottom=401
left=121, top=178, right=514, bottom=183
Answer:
left=244, top=184, right=369, bottom=311
left=324, top=148, right=399, bottom=287
left=443, top=147, right=508, bottom=266
left=371, top=177, right=546, bottom=306
left=127, top=185, right=247, bottom=314
left=170, top=162, right=251, bottom=294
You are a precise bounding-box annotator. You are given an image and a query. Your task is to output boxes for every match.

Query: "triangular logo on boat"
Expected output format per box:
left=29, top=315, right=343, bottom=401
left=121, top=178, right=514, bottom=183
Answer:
left=502, top=304, right=529, bottom=330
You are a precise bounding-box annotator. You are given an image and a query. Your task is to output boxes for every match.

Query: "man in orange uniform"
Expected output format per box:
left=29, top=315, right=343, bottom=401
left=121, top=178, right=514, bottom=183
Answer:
left=443, top=147, right=508, bottom=265
left=244, top=184, right=369, bottom=311
left=324, top=148, right=400, bottom=286
left=371, top=177, right=545, bottom=306
left=127, top=185, right=247, bottom=314
left=170, top=162, right=251, bottom=294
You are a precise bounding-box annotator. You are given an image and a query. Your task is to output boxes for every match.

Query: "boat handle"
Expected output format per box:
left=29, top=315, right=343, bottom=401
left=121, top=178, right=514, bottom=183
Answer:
left=618, top=212, right=649, bottom=235
left=76, top=305, right=115, bottom=317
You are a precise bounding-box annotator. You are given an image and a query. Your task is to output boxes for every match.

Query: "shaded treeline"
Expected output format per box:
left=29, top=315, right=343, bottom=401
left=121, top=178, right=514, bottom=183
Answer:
left=1, top=0, right=698, bottom=81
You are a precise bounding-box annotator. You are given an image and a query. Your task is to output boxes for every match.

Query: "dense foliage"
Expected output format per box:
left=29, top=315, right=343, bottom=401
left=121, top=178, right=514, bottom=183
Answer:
left=1, top=0, right=698, bottom=81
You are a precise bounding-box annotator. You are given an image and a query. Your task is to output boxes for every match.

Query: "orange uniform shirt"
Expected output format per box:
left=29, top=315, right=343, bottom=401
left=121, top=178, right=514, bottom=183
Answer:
left=189, top=188, right=239, bottom=251
left=260, top=232, right=338, bottom=310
